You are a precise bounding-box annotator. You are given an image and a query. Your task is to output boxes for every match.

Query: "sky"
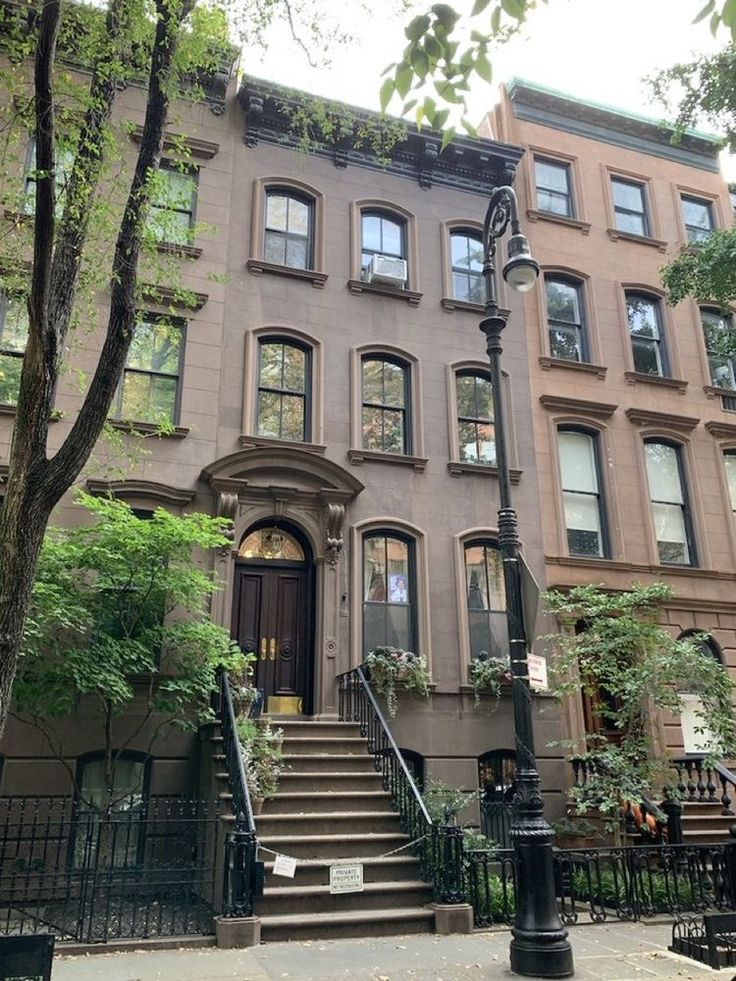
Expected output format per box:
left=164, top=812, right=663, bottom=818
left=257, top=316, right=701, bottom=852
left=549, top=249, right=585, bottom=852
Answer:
left=245, top=0, right=734, bottom=179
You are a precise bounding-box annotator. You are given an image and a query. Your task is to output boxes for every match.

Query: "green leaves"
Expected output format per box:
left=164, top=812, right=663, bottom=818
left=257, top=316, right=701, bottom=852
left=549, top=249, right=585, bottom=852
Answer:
left=661, top=228, right=736, bottom=311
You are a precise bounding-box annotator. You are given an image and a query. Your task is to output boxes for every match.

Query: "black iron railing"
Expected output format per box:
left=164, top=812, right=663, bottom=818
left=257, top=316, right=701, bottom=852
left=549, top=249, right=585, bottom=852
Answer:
left=466, top=847, right=516, bottom=927
left=480, top=799, right=514, bottom=849
left=217, top=670, right=261, bottom=918
left=337, top=666, right=464, bottom=903
left=0, top=795, right=221, bottom=942
left=672, top=755, right=736, bottom=816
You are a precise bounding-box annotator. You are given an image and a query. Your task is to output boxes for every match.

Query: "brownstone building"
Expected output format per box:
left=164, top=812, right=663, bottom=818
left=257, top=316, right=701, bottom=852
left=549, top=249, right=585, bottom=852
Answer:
left=489, top=79, right=736, bottom=761
left=0, top=74, right=569, bottom=823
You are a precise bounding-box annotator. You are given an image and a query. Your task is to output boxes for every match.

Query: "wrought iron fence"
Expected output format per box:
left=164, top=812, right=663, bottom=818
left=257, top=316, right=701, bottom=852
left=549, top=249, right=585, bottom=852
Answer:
left=466, top=848, right=516, bottom=927
left=480, top=800, right=514, bottom=849
left=0, top=795, right=222, bottom=943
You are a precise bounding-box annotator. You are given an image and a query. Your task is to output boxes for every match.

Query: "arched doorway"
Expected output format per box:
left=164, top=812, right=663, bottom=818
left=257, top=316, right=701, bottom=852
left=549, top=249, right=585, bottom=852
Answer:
left=231, top=520, right=315, bottom=715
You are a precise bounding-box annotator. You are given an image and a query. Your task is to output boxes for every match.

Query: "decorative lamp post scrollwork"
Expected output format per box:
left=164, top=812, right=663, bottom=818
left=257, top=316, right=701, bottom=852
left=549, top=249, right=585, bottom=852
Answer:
left=479, top=184, right=573, bottom=979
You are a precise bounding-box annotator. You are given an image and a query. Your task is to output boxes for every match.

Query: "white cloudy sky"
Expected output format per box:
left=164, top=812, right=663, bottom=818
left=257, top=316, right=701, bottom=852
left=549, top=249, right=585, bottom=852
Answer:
left=246, top=0, right=734, bottom=178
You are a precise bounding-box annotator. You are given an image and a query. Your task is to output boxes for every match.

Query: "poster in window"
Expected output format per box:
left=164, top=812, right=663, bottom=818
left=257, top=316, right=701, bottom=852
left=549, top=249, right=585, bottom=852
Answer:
left=389, top=574, right=408, bottom=604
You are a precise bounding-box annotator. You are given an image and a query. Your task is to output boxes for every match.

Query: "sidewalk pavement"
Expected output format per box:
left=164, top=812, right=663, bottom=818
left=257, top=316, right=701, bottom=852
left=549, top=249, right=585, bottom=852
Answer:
left=53, top=922, right=736, bottom=981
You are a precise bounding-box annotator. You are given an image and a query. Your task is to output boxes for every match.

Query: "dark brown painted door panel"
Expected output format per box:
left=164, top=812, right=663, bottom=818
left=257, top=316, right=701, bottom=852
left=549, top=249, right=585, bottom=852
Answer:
left=233, top=564, right=309, bottom=704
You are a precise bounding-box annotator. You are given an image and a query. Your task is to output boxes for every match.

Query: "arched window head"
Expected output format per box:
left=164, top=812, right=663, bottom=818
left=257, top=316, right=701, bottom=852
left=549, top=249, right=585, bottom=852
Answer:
left=239, top=527, right=305, bottom=562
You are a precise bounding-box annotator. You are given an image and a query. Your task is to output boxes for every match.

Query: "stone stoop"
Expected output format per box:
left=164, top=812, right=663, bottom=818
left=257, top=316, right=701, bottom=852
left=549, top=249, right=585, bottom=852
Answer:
left=256, top=719, right=434, bottom=941
left=681, top=800, right=736, bottom=842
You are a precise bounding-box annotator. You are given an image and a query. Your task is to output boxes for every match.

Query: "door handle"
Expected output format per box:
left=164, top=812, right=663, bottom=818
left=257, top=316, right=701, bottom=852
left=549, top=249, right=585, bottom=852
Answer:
left=269, top=637, right=277, bottom=661
left=260, top=637, right=267, bottom=660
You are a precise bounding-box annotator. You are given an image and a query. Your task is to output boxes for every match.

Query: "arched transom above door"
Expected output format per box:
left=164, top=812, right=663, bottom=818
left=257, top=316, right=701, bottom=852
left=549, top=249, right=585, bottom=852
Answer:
left=201, top=445, right=364, bottom=564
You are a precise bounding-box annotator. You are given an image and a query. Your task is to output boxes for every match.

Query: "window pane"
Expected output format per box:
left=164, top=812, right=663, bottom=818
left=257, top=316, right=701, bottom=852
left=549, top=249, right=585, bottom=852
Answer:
left=364, top=536, right=387, bottom=601
left=362, top=215, right=382, bottom=252
left=260, top=343, right=285, bottom=389
left=459, top=421, right=479, bottom=462
left=467, top=275, right=484, bottom=304
left=536, top=159, right=569, bottom=194
left=381, top=218, right=403, bottom=257
left=645, top=443, right=684, bottom=504
left=682, top=197, right=713, bottom=238
left=362, top=359, right=384, bottom=403
left=0, top=353, right=23, bottom=404
left=627, top=297, right=660, bottom=338
left=476, top=422, right=496, bottom=464
left=725, top=454, right=736, bottom=512
left=121, top=372, right=176, bottom=424
left=288, top=198, right=310, bottom=236
left=549, top=325, right=581, bottom=361
left=563, top=491, right=602, bottom=535
left=616, top=211, right=647, bottom=236
left=266, top=194, right=288, bottom=231
left=383, top=362, right=406, bottom=407
left=128, top=321, right=181, bottom=374
left=652, top=502, right=689, bottom=564
left=0, top=293, right=29, bottom=352
left=567, top=526, right=603, bottom=557
left=362, top=405, right=383, bottom=450
left=264, top=230, right=286, bottom=265
left=285, top=236, right=308, bottom=269
left=156, top=170, right=195, bottom=210
left=537, top=190, right=569, bottom=216
left=257, top=391, right=281, bottom=437
left=239, top=528, right=304, bottom=561
left=453, top=272, right=472, bottom=303
left=546, top=280, right=580, bottom=324
left=612, top=179, right=644, bottom=213
left=632, top=337, right=661, bottom=375
left=382, top=409, right=405, bottom=453
left=280, top=394, right=305, bottom=441
left=456, top=374, right=477, bottom=418
left=559, top=432, right=598, bottom=493
left=451, top=233, right=470, bottom=267
left=282, top=346, right=306, bottom=393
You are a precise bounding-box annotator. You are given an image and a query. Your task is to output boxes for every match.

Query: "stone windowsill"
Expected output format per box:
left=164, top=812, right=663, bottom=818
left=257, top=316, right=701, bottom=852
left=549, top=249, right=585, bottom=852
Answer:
left=526, top=209, right=591, bottom=235
left=347, top=279, right=423, bottom=306
left=459, top=682, right=554, bottom=698
left=247, top=258, right=328, bottom=289
left=239, top=434, right=326, bottom=454
left=140, top=283, right=209, bottom=311
left=624, top=371, right=688, bottom=393
left=539, top=356, right=607, bottom=379
left=0, top=403, right=61, bottom=420
left=547, top=554, right=733, bottom=581
left=441, top=297, right=485, bottom=314
left=704, top=384, right=736, bottom=400
left=348, top=448, right=427, bottom=471
left=156, top=241, right=203, bottom=259
left=447, top=461, right=522, bottom=483
left=606, top=227, right=667, bottom=252
left=108, top=419, right=189, bottom=439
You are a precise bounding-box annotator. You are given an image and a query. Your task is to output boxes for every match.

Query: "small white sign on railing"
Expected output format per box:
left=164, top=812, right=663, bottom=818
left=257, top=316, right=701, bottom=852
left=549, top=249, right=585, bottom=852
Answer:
left=329, top=863, right=364, bottom=894
left=527, top=653, right=548, bottom=691
left=272, top=854, right=297, bottom=878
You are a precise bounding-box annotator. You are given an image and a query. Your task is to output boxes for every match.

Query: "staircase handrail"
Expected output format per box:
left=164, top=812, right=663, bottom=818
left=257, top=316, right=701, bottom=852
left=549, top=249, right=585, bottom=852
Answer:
left=337, top=666, right=466, bottom=905
left=671, top=752, right=736, bottom=816
left=569, top=754, right=667, bottom=834
left=219, top=670, right=256, bottom=832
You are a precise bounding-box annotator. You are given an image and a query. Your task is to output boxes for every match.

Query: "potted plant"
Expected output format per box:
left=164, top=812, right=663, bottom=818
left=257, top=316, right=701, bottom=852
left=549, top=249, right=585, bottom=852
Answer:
left=229, top=654, right=259, bottom=717
left=469, top=655, right=512, bottom=707
left=363, top=646, right=430, bottom=718
left=237, top=719, right=284, bottom=813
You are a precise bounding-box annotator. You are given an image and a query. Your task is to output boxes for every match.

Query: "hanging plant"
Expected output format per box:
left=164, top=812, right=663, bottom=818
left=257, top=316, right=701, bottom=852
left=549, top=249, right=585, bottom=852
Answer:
left=363, top=646, right=430, bottom=718
left=469, top=656, right=512, bottom=707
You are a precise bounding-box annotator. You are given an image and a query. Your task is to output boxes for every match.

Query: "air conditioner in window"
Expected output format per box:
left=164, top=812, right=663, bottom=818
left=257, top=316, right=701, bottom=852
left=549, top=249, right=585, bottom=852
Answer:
left=367, top=254, right=407, bottom=287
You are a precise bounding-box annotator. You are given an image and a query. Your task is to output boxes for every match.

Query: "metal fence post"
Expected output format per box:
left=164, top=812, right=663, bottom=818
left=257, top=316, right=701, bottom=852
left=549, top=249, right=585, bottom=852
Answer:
left=725, top=826, right=736, bottom=908
left=661, top=796, right=684, bottom=845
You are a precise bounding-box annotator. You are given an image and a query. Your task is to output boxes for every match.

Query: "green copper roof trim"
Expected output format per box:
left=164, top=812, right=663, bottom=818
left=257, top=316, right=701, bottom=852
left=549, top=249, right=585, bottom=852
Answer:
left=506, top=77, right=722, bottom=145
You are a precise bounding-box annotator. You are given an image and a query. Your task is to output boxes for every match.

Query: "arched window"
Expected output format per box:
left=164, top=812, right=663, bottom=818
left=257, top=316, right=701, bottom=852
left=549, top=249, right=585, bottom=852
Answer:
left=450, top=230, right=483, bottom=304
left=363, top=531, right=416, bottom=654
left=264, top=189, right=313, bottom=269
left=478, top=749, right=516, bottom=846
left=239, top=526, right=305, bottom=562
left=701, top=308, right=735, bottom=389
left=464, top=540, right=507, bottom=662
left=256, top=338, right=311, bottom=442
left=545, top=277, right=587, bottom=362
left=361, top=356, right=409, bottom=454
left=626, top=292, right=667, bottom=377
left=557, top=428, right=607, bottom=558
left=644, top=440, right=695, bottom=566
left=678, top=629, right=724, bottom=665
left=456, top=371, right=495, bottom=466
left=361, top=211, right=407, bottom=286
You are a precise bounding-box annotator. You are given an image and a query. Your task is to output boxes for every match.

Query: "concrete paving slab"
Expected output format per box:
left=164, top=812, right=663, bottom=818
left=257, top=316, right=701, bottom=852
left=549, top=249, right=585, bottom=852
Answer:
left=52, top=923, right=736, bottom=981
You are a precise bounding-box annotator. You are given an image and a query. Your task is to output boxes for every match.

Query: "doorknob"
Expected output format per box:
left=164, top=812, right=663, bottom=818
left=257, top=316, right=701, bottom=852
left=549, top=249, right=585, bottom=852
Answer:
left=260, top=638, right=267, bottom=660
left=269, top=637, right=277, bottom=661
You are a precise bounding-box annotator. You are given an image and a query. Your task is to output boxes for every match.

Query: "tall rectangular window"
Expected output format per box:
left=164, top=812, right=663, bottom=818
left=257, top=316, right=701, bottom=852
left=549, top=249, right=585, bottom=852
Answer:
left=147, top=163, right=197, bottom=246
left=546, top=278, right=586, bottom=362
left=644, top=441, right=694, bottom=566
left=702, top=308, right=736, bottom=389
left=264, top=190, right=313, bottom=269
left=725, top=452, right=736, bottom=517
left=627, top=293, right=666, bottom=376
left=0, top=289, right=29, bottom=405
left=534, top=158, right=573, bottom=217
left=115, top=317, right=183, bottom=426
left=362, top=357, right=409, bottom=454
left=558, top=429, right=606, bottom=558
left=681, top=195, right=714, bottom=243
left=456, top=371, right=495, bottom=465
left=464, top=540, right=508, bottom=661
left=450, top=231, right=483, bottom=304
left=363, top=533, right=416, bottom=654
left=24, top=138, right=74, bottom=216
left=361, top=211, right=407, bottom=285
left=612, top=177, right=649, bottom=237
left=257, top=340, right=309, bottom=442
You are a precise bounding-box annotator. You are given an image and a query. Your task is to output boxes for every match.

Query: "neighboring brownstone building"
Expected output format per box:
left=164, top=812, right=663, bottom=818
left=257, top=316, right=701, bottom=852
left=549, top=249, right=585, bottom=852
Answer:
left=0, top=74, right=569, bottom=821
left=489, top=80, right=736, bottom=761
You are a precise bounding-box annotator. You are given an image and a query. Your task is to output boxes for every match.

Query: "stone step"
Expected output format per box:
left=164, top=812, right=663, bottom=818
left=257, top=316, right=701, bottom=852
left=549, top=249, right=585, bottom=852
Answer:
left=276, top=721, right=363, bottom=739
left=263, top=855, right=422, bottom=888
left=259, top=831, right=410, bottom=859
left=278, top=771, right=385, bottom=793
left=282, top=753, right=377, bottom=774
left=264, top=791, right=392, bottom=815
left=682, top=827, right=734, bottom=841
left=259, top=906, right=435, bottom=942
left=256, top=810, right=403, bottom=837
left=260, top=880, right=432, bottom=916
left=281, top=737, right=371, bottom=756
left=681, top=813, right=735, bottom=831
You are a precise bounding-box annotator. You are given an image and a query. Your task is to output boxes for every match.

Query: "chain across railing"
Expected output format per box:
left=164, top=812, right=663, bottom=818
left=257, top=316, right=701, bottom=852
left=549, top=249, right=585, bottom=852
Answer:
left=337, top=666, right=465, bottom=904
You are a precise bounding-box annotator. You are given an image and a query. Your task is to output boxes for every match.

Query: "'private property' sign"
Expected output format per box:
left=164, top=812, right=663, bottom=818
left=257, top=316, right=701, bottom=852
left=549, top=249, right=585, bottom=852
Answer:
left=329, top=863, right=364, bottom=894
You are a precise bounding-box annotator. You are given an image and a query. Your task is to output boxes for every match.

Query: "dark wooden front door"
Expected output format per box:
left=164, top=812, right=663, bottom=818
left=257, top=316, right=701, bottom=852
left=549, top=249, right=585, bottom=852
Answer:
left=232, top=563, right=311, bottom=709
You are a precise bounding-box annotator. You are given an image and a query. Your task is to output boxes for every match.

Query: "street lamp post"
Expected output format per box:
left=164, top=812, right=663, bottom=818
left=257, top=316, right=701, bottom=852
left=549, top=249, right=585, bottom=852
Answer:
left=479, top=184, right=574, bottom=979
